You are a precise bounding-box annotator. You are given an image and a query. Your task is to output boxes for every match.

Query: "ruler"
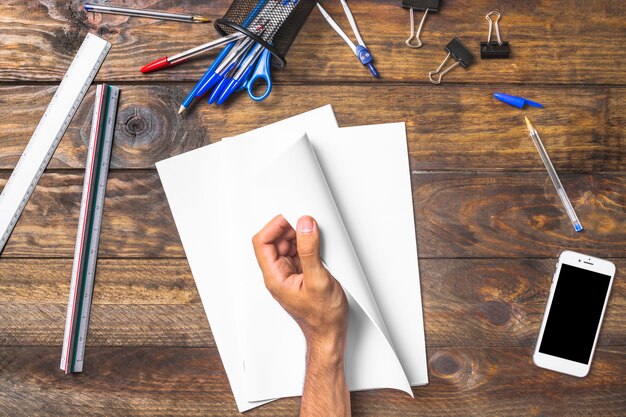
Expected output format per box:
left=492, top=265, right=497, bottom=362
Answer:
left=0, top=33, right=110, bottom=253
left=61, top=84, right=120, bottom=373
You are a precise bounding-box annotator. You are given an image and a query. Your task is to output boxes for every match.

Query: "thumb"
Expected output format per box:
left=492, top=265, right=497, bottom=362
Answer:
left=296, top=215, right=323, bottom=273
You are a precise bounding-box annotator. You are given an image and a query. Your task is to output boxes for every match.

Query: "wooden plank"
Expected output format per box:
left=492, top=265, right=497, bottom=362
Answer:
left=0, top=303, right=212, bottom=347
left=415, top=172, right=626, bottom=259
left=1, top=1, right=625, bottom=84
left=419, top=258, right=626, bottom=347
left=0, top=171, right=623, bottom=258
left=0, top=85, right=624, bottom=172
left=0, top=346, right=623, bottom=416
left=0, top=259, right=198, bottom=304
left=1, top=259, right=623, bottom=347
left=0, top=172, right=181, bottom=258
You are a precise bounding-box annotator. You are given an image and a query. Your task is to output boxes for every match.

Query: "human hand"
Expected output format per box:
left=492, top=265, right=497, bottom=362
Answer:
left=253, top=214, right=351, bottom=416
left=252, top=214, right=349, bottom=353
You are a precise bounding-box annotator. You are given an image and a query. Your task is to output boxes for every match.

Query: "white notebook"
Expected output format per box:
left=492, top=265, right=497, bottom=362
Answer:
left=156, top=106, right=427, bottom=412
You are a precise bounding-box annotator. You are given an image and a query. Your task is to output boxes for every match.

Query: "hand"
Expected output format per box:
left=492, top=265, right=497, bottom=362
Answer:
left=252, top=214, right=349, bottom=351
left=253, top=214, right=351, bottom=417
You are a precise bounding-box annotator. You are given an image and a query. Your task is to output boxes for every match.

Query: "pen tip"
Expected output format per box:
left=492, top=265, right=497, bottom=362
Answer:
left=524, top=116, right=534, bottom=131
left=178, top=105, right=186, bottom=115
left=193, top=16, right=211, bottom=23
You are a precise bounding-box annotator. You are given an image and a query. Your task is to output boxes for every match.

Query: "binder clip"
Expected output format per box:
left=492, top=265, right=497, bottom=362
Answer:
left=480, top=11, right=511, bottom=59
left=402, top=0, right=440, bottom=48
left=428, top=37, right=473, bottom=84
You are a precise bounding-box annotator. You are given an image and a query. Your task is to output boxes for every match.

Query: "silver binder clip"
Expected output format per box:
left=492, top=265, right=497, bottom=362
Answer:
left=428, top=37, right=474, bottom=84
left=402, top=1, right=440, bottom=49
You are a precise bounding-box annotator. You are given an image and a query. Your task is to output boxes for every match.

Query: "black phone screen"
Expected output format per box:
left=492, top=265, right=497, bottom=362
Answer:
left=539, top=264, right=611, bottom=364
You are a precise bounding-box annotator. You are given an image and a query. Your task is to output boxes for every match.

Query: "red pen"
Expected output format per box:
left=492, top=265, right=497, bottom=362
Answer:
left=140, top=32, right=245, bottom=73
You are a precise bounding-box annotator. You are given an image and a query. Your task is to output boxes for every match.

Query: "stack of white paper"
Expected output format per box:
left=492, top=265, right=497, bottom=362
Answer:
left=156, top=105, right=428, bottom=412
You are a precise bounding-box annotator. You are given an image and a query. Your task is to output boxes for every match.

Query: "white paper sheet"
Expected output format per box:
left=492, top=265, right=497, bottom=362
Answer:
left=155, top=106, right=339, bottom=412
left=219, top=106, right=340, bottom=407
left=157, top=107, right=428, bottom=412
left=247, top=135, right=413, bottom=400
left=309, top=123, right=428, bottom=386
left=220, top=122, right=425, bottom=402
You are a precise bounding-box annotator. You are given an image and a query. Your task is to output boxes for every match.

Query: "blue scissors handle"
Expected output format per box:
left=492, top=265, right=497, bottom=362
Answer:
left=243, top=48, right=272, bottom=102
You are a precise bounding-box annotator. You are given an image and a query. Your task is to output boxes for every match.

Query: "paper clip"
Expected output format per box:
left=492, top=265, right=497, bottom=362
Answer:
left=402, top=0, right=440, bottom=48
left=428, top=37, right=473, bottom=84
left=480, top=11, right=511, bottom=59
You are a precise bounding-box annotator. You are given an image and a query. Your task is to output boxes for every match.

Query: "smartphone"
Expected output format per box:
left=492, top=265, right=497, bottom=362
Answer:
left=533, top=250, right=616, bottom=377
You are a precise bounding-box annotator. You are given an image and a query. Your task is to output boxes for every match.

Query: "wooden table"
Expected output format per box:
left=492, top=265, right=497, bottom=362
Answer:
left=1, top=1, right=624, bottom=415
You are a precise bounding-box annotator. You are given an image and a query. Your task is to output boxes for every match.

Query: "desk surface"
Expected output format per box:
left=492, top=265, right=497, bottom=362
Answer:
left=0, top=0, right=624, bottom=415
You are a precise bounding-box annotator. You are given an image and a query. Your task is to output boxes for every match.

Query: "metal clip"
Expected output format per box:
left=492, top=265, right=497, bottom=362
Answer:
left=406, top=8, right=429, bottom=48
left=480, top=11, right=511, bottom=59
left=428, top=52, right=458, bottom=84
left=486, top=11, right=502, bottom=45
left=429, top=37, right=474, bottom=84
left=402, top=0, right=440, bottom=48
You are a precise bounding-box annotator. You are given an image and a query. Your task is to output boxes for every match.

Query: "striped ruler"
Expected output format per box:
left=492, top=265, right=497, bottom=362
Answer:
left=60, top=84, right=120, bottom=374
left=0, top=33, right=110, bottom=253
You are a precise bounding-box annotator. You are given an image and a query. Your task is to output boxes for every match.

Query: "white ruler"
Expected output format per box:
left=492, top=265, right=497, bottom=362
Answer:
left=61, top=84, right=120, bottom=373
left=0, top=33, right=110, bottom=253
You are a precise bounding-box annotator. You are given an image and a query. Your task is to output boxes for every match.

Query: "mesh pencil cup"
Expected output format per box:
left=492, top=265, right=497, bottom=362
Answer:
left=215, top=0, right=317, bottom=68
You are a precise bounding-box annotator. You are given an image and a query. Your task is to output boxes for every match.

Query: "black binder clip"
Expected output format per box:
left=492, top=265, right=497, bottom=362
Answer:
left=402, top=0, right=440, bottom=48
left=480, top=11, right=511, bottom=59
left=429, top=37, right=474, bottom=84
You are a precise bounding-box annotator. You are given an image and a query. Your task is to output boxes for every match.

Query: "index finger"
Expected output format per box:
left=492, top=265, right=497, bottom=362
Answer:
left=254, top=214, right=295, bottom=245
left=252, top=214, right=296, bottom=274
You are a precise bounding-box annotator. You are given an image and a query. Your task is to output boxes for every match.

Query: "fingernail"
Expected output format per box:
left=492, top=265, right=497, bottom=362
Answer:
left=297, top=216, right=314, bottom=233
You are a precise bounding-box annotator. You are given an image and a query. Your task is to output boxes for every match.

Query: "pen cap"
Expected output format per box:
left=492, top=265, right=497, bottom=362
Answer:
left=215, top=0, right=317, bottom=69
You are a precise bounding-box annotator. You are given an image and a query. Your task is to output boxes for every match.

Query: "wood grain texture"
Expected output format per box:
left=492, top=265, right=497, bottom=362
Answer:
left=0, top=346, right=623, bottom=416
left=0, top=171, right=622, bottom=258
left=1, top=1, right=625, bottom=84
left=0, top=259, right=198, bottom=304
left=1, top=0, right=624, bottom=415
left=415, top=173, right=626, bottom=259
left=1, top=259, right=623, bottom=348
left=0, top=84, right=624, bottom=172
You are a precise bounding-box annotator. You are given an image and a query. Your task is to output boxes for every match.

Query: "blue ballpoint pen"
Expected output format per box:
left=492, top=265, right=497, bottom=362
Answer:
left=207, top=64, right=238, bottom=105
left=177, top=44, right=234, bottom=114
left=194, top=39, right=247, bottom=99
left=215, top=44, right=264, bottom=105
left=207, top=40, right=255, bottom=104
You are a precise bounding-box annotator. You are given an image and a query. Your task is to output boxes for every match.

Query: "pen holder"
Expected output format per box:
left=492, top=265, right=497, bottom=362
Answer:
left=215, top=0, right=316, bottom=68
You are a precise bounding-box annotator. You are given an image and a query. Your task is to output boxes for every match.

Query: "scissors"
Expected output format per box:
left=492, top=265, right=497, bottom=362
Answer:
left=214, top=45, right=273, bottom=105
left=242, top=47, right=272, bottom=102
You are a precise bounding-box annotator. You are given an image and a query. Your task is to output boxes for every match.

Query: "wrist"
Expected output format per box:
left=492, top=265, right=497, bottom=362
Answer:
left=305, top=332, right=346, bottom=369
